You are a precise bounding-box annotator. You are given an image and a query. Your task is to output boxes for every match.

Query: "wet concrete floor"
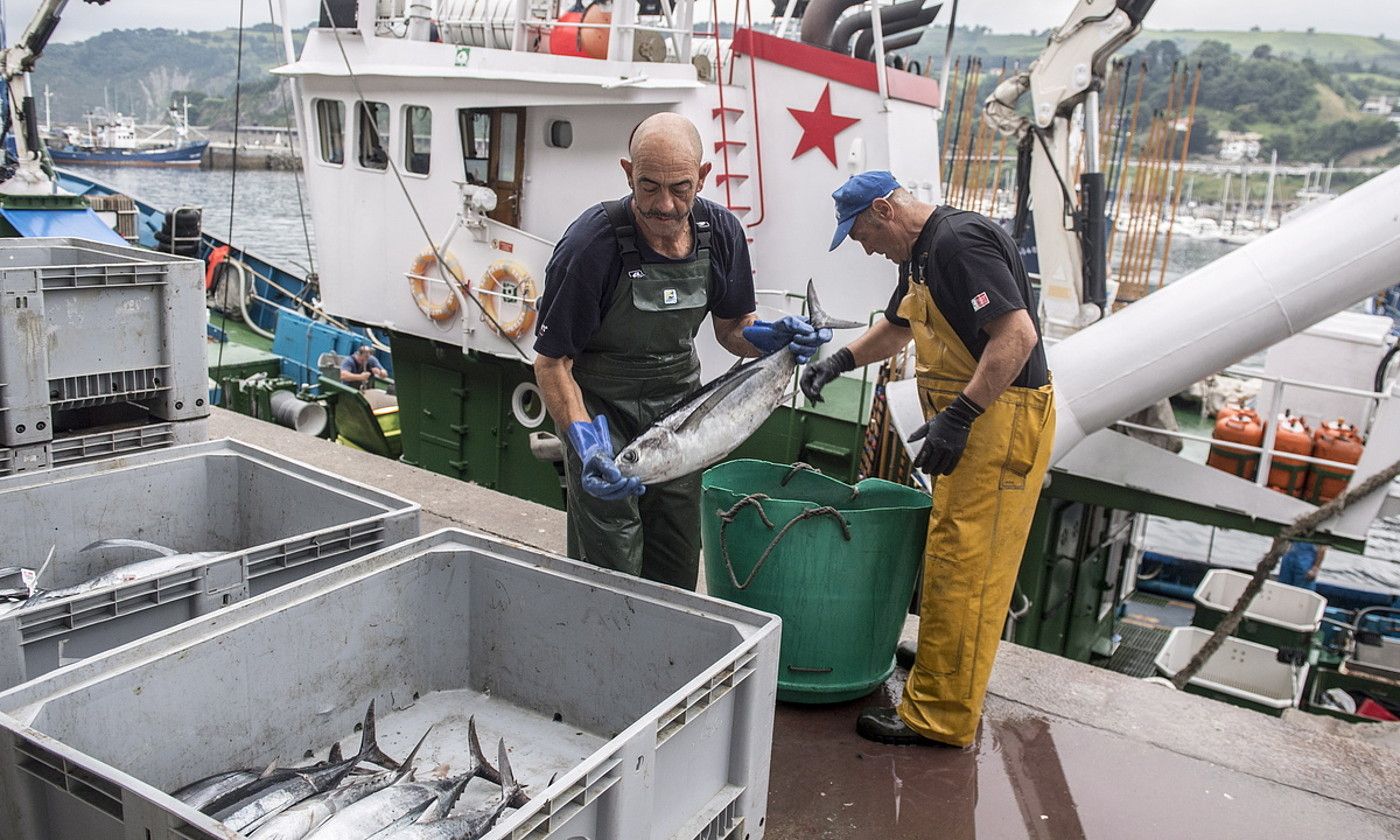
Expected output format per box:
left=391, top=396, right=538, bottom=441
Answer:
left=767, top=667, right=1400, bottom=840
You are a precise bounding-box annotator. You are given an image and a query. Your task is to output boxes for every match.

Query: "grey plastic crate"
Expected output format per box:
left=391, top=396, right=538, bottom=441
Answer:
left=0, top=528, right=781, bottom=840
left=0, top=237, right=208, bottom=448
left=0, top=417, right=209, bottom=478
left=0, top=438, right=418, bottom=688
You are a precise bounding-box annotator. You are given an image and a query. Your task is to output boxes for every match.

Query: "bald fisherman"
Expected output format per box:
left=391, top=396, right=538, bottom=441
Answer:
left=534, top=113, right=832, bottom=589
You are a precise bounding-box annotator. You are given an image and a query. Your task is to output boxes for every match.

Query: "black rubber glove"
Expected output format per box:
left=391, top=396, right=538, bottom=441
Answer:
left=909, top=393, right=984, bottom=476
left=800, top=347, right=856, bottom=404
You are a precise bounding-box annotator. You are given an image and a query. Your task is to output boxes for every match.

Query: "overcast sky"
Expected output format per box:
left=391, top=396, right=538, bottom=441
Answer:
left=5, top=0, right=1399, bottom=43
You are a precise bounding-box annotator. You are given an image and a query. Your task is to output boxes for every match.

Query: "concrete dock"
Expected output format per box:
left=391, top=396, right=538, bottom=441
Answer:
left=211, top=408, right=1400, bottom=839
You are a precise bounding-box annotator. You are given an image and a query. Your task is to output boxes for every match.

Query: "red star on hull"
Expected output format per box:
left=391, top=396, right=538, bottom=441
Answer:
left=788, top=83, right=861, bottom=166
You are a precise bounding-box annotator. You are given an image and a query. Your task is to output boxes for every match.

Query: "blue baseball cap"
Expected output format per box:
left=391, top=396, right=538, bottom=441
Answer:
left=829, top=170, right=901, bottom=251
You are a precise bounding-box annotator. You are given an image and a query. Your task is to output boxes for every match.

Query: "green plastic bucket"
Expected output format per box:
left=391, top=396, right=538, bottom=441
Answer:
left=701, top=460, right=932, bottom=703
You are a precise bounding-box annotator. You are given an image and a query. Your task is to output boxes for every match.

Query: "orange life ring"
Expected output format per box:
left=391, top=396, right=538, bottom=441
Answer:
left=205, top=244, right=231, bottom=290
left=407, top=250, right=466, bottom=322
left=479, top=260, right=538, bottom=339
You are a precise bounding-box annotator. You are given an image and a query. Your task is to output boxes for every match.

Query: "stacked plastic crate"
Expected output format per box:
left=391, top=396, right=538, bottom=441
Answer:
left=0, top=237, right=209, bottom=475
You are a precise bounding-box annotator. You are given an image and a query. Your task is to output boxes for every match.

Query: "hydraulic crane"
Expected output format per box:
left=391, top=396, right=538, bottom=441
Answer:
left=1, top=0, right=112, bottom=194
left=985, top=0, right=1155, bottom=336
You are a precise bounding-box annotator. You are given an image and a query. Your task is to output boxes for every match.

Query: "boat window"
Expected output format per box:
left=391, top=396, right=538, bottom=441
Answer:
left=357, top=101, right=390, bottom=170
left=315, top=99, right=345, bottom=165
left=459, top=110, right=491, bottom=186
left=497, top=112, right=519, bottom=184
left=404, top=106, right=432, bottom=175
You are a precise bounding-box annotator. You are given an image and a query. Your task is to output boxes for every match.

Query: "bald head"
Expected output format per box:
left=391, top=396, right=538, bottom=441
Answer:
left=621, top=113, right=712, bottom=251
left=628, top=112, right=704, bottom=165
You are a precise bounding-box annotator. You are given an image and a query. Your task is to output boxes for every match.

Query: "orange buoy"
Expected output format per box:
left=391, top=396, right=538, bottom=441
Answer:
left=1207, top=406, right=1265, bottom=480
left=1304, top=419, right=1366, bottom=503
left=549, top=2, right=588, bottom=57
left=579, top=1, right=611, bottom=59
left=1267, top=413, right=1313, bottom=497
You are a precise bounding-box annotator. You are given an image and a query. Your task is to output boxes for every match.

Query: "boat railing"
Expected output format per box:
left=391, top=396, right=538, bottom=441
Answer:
left=1107, top=365, right=1394, bottom=494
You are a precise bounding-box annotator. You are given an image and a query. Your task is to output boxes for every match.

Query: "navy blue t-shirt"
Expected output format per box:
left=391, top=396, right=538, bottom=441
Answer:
left=534, top=196, right=755, bottom=359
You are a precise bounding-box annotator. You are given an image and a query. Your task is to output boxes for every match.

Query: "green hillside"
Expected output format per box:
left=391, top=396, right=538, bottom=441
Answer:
left=29, top=24, right=305, bottom=128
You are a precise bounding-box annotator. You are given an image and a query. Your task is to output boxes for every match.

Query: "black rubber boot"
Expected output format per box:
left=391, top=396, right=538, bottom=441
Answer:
left=894, top=639, right=918, bottom=670
left=856, top=707, right=965, bottom=747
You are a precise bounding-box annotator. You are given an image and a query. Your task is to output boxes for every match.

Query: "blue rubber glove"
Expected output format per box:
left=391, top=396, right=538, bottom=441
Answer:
left=564, top=415, right=645, bottom=501
left=742, top=315, right=833, bottom=364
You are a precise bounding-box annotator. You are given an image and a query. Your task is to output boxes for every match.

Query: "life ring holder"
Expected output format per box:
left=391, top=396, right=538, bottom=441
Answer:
left=407, top=250, right=466, bottom=322
left=478, top=259, right=538, bottom=340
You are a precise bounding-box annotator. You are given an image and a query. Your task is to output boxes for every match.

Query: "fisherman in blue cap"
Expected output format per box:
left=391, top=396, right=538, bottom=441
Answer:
left=805, top=170, right=1054, bottom=749
left=534, top=113, right=833, bottom=590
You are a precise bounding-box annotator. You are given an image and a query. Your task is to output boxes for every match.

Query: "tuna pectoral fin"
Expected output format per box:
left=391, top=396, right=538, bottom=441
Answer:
left=79, top=538, right=179, bottom=557
left=806, top=279, right=863, bottom=330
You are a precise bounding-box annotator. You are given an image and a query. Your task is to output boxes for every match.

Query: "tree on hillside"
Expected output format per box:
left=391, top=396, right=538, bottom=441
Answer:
left=1251, top=44, right=1272, bottom=61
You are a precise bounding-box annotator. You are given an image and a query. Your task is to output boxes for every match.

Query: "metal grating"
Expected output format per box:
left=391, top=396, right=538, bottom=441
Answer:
left=1104, top=621, right=1171, bottom=679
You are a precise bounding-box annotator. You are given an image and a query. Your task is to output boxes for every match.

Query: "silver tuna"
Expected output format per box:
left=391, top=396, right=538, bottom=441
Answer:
left=616, top=280, right=861, bottom=484
left=249, top=731, right=430, bottom=840
left=199, top=702, right=402, bottom=830
left=0, top=539, right=220, bottom=615
left=305, top=717, right=496, bottom=840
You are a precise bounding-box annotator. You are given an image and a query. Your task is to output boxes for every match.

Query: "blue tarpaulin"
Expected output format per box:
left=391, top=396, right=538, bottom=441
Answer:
left=0, top=207, right=126, bottom=245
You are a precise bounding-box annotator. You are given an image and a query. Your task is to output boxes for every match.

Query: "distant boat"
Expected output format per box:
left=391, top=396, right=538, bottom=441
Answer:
left=45, top=103, right=207, bottom=168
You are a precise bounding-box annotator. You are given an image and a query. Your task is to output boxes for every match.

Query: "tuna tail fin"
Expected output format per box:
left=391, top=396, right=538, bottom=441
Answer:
left=806, top=279, right=863, bottom=331
left=496, top=738, right=521, bottom=807
left=328, top=742, right=344, bottom=765
left=354, top=700, right=402, bottom=770
left=393, top=727, right=433, bottom=784
left=470, top=719, right=531, bottom=808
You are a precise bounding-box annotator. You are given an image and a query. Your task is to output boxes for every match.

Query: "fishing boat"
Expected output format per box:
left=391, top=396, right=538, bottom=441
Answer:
left=46, top=104, right=209, bottom=167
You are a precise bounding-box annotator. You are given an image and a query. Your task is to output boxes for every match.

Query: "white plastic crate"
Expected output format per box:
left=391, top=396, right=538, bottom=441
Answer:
left=1154, top=626, right=1306, bottom=712
left=0, top=237, right=208, bottom=448
left=0, top=529, right=781, bottom=840
left=1192, top=568, right=1327, bottom=649
left=0, top=438, right=418, bottom=688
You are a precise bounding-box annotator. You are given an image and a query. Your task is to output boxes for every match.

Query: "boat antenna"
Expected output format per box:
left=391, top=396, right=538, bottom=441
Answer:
left=317, top=0, right=532, bottom=360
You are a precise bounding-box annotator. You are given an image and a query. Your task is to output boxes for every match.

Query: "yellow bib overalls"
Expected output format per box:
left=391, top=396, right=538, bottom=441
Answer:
left=895, top=277, right=1056, bottom=747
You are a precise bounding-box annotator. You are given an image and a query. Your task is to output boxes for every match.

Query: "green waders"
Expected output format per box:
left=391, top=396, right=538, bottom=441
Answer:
left=565, top=200, right=714, bottom=589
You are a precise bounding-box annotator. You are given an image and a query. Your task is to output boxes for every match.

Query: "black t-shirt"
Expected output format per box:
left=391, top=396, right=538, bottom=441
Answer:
left=533, top=196, right=755, bottom=359
left=884, top=207, right=1049, bottom=389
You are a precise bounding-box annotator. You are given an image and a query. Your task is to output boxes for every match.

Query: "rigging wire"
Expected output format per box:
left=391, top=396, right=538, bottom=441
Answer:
left=214, top=0, right=248, bottom=382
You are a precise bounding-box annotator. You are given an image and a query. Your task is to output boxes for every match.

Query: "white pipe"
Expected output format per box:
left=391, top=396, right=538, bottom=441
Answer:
left=869, top=0, right=889, bottom=110
left=1049, top=165, right=1400, bottom=464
